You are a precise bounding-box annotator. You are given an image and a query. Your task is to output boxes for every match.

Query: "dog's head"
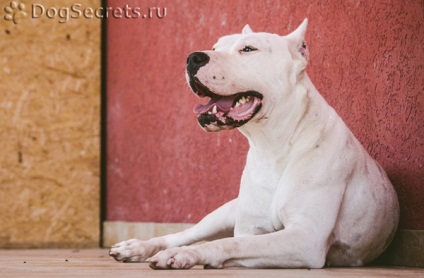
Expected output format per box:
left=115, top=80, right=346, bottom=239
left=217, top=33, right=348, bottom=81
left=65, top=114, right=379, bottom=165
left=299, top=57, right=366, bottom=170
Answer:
left=186, top=19, right=309, bottom=132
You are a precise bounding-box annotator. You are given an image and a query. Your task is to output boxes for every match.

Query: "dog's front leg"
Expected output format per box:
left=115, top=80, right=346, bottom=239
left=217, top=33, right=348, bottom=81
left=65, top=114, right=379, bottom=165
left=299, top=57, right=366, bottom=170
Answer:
left=109, top=198, right=237, bottom=262
left=148, top=225, right=329, bottom=269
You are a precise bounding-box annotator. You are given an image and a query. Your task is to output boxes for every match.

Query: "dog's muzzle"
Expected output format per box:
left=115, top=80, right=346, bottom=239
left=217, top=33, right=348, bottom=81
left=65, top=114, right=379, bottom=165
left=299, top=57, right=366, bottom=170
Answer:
left=186, top=52, right=263, bottom=132
left=186, top=52, right=210, bottom=97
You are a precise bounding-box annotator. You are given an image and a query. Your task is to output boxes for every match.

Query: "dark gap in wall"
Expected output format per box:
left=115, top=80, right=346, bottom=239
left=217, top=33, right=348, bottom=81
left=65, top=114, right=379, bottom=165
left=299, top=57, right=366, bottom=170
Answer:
left=100, top=0, right=108, bottom=248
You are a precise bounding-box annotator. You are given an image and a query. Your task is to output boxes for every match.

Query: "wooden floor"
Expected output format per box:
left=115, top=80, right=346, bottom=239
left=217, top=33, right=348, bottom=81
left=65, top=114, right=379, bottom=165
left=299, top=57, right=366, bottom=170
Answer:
left=0, top=249, right=422, bottom=278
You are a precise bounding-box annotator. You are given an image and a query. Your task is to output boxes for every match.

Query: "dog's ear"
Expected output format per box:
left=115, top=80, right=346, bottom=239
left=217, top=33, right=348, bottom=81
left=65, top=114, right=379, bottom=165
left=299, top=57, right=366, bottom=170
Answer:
left=286, top=19, right=309, bottom=64
left=242, top=24, right=253, bottom=34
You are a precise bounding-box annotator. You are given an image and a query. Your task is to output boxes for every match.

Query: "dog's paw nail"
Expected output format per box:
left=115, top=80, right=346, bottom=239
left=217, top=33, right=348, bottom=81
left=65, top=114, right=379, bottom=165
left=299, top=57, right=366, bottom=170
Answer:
left=149, top=261, right=158, bottom=269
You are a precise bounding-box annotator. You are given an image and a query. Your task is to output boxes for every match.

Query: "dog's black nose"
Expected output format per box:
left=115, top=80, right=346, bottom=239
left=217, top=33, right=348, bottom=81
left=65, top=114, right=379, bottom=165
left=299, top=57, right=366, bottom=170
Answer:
left=186, top=52, right=210, bottom=74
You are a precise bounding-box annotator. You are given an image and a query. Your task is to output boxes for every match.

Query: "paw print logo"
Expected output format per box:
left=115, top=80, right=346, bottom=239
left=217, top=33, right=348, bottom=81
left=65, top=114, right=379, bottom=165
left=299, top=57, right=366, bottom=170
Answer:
left=4, top=1, right=27, bottom=24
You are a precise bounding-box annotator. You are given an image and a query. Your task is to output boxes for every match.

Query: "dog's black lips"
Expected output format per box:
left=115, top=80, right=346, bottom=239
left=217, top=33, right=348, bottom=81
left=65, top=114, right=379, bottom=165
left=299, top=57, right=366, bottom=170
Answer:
left=189, top=77, right=215, bottom=98
left=197, top=101, right=262, bottom=129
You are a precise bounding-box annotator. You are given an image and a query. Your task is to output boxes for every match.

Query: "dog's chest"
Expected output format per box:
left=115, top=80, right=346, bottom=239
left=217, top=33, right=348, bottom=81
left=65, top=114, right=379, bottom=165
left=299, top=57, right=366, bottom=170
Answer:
left=234, top=157, right=283, bottom=236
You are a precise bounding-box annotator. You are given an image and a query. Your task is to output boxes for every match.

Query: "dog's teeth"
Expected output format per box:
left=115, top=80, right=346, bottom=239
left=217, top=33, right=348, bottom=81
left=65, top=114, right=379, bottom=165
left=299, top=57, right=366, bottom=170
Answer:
left=235, top=96, right=251, bottom=108
left=212, top=105, right=217, bottom=114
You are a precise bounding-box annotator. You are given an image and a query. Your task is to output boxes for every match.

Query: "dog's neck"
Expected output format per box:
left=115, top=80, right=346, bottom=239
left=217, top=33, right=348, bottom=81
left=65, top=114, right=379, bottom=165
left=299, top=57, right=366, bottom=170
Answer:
left=238, top=73, right=338, bottom=161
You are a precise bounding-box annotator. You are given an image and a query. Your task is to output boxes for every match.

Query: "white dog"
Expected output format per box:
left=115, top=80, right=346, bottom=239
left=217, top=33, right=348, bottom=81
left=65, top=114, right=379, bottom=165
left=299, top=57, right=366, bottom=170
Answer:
left=110, top=19, right=399, bottom=269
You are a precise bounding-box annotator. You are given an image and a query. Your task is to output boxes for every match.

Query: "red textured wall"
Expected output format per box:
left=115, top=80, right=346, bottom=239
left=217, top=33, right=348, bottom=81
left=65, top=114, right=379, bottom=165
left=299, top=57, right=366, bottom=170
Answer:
left=106, top=0, right=424, bottom=229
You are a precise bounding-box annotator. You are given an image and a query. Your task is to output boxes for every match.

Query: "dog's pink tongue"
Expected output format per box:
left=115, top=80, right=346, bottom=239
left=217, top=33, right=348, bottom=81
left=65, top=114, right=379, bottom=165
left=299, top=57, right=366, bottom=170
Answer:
left=194, top=95, right=237, bottom=114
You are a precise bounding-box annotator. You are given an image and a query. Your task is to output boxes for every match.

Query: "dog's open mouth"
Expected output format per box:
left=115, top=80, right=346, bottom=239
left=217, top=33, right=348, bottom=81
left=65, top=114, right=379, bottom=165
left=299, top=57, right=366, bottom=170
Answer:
left=191, top=79, right=263, bottom=131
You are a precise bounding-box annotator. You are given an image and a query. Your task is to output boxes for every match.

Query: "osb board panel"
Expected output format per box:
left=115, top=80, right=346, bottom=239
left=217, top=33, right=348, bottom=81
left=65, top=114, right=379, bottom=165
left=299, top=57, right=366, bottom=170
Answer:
left=0, top=0, right=101, bottom=248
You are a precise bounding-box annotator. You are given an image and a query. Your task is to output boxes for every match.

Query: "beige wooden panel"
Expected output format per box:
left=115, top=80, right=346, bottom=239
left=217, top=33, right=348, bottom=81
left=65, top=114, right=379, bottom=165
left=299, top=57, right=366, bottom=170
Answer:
left=0, top=0, right=101, bottom=248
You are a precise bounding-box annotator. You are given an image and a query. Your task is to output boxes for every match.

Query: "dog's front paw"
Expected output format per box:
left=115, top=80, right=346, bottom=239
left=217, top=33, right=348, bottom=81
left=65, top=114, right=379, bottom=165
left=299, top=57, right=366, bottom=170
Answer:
left=109, top=239, right=158, bottom=263
left=147, top=246, right=200, bottom=269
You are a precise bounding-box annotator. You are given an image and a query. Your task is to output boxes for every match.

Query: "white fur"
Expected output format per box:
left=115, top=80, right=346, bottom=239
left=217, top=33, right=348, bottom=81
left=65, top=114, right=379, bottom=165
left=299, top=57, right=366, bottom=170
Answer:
left=110, top=19, right=399, bottom=269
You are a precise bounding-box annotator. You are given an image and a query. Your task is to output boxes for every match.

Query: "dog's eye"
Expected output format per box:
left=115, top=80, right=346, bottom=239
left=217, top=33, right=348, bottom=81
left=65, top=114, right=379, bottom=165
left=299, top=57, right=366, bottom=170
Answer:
left=241, top=46, right=257, bottom=53
left=212, top=47, right=216, bottom=51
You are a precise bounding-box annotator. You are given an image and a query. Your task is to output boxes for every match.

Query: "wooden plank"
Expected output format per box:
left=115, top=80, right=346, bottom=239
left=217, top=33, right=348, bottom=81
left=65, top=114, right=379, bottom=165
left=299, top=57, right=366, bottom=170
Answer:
left=0, top=249, right=423, bottom=278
